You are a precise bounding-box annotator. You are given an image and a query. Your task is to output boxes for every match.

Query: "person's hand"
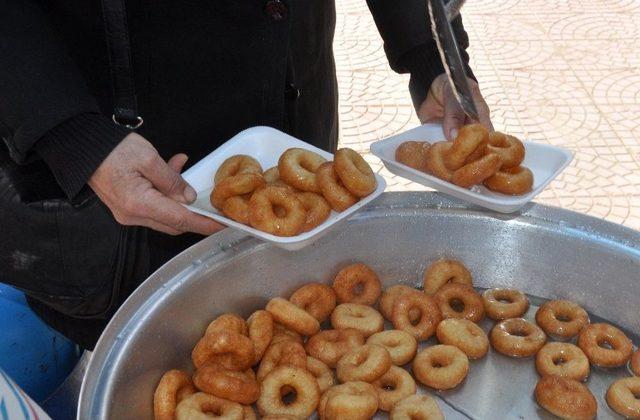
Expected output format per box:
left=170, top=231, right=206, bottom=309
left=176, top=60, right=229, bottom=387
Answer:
left=417, top=73, right=493, bottom=140
left=88, top=132, right=224, bottom=236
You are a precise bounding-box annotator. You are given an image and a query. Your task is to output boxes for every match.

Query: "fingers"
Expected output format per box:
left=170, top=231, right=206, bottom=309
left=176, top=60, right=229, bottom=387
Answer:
left=167, top=153, right=189, bottom=173
left=138, top=153, right=197, bottom=204
left=442, top=88, right=467, bottom=141
left=471, top=87, right=493, bottom=132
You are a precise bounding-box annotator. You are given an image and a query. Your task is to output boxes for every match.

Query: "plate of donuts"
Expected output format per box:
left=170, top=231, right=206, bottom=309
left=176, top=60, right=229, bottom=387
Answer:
left=370, top=123, right=573, bottom=213
left=181, top=126, right=386, bottom=250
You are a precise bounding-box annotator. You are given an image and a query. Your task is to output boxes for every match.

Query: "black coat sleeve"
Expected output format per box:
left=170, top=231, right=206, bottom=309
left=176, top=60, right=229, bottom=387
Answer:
left=366, top=0, right=475, bottom=109
left=0, top=1, right=127, bottom=198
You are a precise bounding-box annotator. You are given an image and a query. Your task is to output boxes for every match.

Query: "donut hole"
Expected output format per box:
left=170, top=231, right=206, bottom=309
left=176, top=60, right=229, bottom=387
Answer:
left=555, top=312, right=573, bottom=322
left=409, top=312, right=422, bottom=326
left=352, top=282, right=365, bottom=296
left=496, top=296, right=513, bottom=304
left=273, top=205, right=287, bottom=218
left=509, top=329, right=529, bottom=337
left=552, top=356, right=566, bottom=366
left=381, top=381, right=396, bottom=391
left=449, top=298, right=465, bottom=313
left=280, top=387, right=298, bottom=405
left=597, top=339, right=615, bottom=350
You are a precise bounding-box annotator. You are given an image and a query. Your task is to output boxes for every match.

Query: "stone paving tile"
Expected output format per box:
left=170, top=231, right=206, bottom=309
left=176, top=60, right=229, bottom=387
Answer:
left=334, top=0, right=640, bottom=230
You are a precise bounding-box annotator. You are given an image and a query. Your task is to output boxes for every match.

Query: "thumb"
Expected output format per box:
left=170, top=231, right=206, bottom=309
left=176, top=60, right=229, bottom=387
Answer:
left=442, top=91, right=467, bottom=141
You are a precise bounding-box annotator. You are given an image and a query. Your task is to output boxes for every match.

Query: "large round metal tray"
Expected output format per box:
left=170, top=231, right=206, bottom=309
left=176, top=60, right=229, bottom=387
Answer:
left=79, top=192, right=640, bottom=419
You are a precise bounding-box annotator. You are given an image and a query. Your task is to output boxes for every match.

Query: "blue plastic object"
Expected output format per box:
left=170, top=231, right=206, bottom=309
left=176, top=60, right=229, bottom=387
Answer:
left=0, top=284, right=81, bottom=403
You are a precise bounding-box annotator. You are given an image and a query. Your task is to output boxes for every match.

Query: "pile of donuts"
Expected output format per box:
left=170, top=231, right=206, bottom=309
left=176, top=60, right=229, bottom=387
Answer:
left=153, top=259, right=640, bottom=420
left=209, top=147, right=377, bottom=236
left=395, top=123, right=534, bottom=195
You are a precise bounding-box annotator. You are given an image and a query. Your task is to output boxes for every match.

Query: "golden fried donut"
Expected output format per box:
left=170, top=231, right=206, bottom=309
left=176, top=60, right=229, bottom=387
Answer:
left=534, top=376, right=597, bottom=420
left=307, top=356, right=335, bottom=394
left=332, top=263, right=382, bottom=305
left=257, top=366, right=320, bottom=419
left=266, top=297, right=320, bottom=336
left=391, top=293, right=442, bottom=341
left=261, top=415, right=297, bottom=420
left=445, top=123, right=489, bottom=170
left=247, top=310, right=273, bottom=365
left=606, top=377, right=640, bottom=418
left=248, top=186, right=305, bottom=236
left=379, top=285, right=422, bottom=322
left=192, top=330, right=254, bottom=370
left=271, top=323, right=303, bottom=345
left=434, top=283, right=485, bottom=323
left=334, top=148, right=377, bottom=197
left=331, top=303, right=384, bottom=337
left=450, top=153, right=502, bottom=188
left=297, top=192, right=331, bottom=232
left=222, top=195, right=252, bottom=224
left=436, top=318, right=489, bottom=360
left=412, top=345, right=469, bottom=390
left=305, top=329, right=366, bottom=368
left=423, top=259, right=472, bottom=295
left=484, top=166, right=534, bottom=195
left=205, top=313, right=249, bottom=337
left=336, top=344, right=392, bottom=383
left=490, top=318, right=547, bottom=358
left=154, top=370, right=197, bottom=420
left=316, top=162, right=358, bottom=211
left=318, top=381, right=379, bottom=420
left=535, top=299, right=589, bottom=339
left=482, top=288, right=529, bottom=321
left=632, top=349, right=640, bottom=376
left=390, top=394, right=444, bottom=420
left=278, top=148, right=326, bottom=193
left=289, top=282, right=337, bottom=323
left=395, top=141, right=431, bottom=172
left=176, top=392, right=244, bottom=420
left=193, top=363, right=259, bottom=405
left=424, top=142, right=454, bottom=181
left=242, top=405, right=257, bottom=420
left=211, top=173, right=266, bottom=210
left=256, top=340, right=307, bottom=382
left=486, top=131, right=525, bottom=169
left=366, top=330, right=418, bottom=366
left=263, top=166, right=280, bottom=184
left=535, top=342, right=590, bottom=382
left=214, top=155, right=262, bottom=185
left=577, top=323, right=633, bottom=367
left=371, top=366, right=416, bottom=411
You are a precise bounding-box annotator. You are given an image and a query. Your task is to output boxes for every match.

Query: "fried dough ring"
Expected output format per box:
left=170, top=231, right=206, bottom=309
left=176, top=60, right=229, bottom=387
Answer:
left=297, top=192, right=331, bottom=232
left=436, top=318, right=489, bottom=360
left=247, top=310, right=274, bottom=365
left=257, top=366, right=320, bottom=419
left=423, top=259, right=473, bottom=295
left=445, top=123, right=489, bottom=170
left=318, top=381, right=379, bottom=420
left=266, top=297, right=320, bottom=336
left=577, top=323, right=633, bottom=367
left=484, top=166, right=534, bottom=195
left=490, top=318, right=547, bottom=358
left=193, top=363, right=259, bottom=405
left=366, top=330, right=418, bottom=366
left=256, top=340, right=307, bottom=382
left=332, top=263, right=382, bottom=305
left=278, top=148, right=327, bottom=192
left=631, top=349, right=640, bottom=376
left=331, top=303, right=384, bottom=337
left=214, top=155, right=262, bottom=185
left=395, top=141, right=431, bottom=172
left=316, top=162, right=358, bottom=211
left=535, top=376, right=597, bottom=420
left=535, top=299, right=589, bottom=339
left=305, top=329, right=365, bottom=368
left=248, top=186, right=306, bottom=236
left=412, top=345, right=469, bottom=390
left=205, top=313, right=249, bottom=337
left=450, top=153, right=502, bottom=188
left=154, top=370, right=197, bottom=420
left=424, top=142, right=454, bottom=181
left=334, top=148, right=377, bottom=197
left=434, top=283, right=485, bottom=323
left=379, top=285, right=422, bottom=322
left=289, top=283, right=337, bottom=323
left=175, top=392, right=244, bottom=420
left=606, top=377, right=640, bottom=419
left=371, top=366, right=416, bottom=411
left=482, top=288, right=530, bottom=321
left=271, top=323, right=304, bottom=346
left=535, top=342, right=590, bottom=382
left=222, top=195, right=252, bottom=224
left=487, top=132, right=525, bottom=169
left=391, top=293, right=442, bottom=341
left=211, top=173, right=266, bottom=210
left=263, top=166, right=280, bottom=184
left=336, top=344, right=392, bottom=383
left=390, top=394, right=444, bottom=420
left=192, top=330, right=254, bottom=370
left=307, top=356, right=336, bottom=394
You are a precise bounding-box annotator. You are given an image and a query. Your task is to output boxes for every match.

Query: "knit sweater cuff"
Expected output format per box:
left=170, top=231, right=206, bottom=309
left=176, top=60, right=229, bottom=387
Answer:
left=34, top=113, right=130, bottom=199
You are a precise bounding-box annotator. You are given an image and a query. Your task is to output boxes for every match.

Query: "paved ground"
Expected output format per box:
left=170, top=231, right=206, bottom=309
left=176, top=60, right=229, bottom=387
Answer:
left=334, top=0, right=640, bottom=230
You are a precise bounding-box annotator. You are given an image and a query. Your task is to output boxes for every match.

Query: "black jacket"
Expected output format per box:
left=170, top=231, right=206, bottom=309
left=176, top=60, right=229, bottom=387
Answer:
left=0, top=0, right=473, bottom=348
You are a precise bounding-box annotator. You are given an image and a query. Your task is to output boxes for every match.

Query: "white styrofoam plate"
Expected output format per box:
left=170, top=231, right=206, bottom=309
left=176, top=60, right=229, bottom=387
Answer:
left=181, top=126, right=386, bottom=250
left=370, top=124, right=573, bottom=213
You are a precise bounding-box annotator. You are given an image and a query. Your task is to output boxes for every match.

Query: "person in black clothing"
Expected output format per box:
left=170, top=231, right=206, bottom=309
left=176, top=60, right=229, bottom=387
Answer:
left=0, top=0, right=491, bottom=349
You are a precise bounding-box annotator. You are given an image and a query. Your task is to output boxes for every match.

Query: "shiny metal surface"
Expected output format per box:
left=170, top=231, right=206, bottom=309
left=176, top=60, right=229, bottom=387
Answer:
left=79, top=192, right=640, bottom=419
